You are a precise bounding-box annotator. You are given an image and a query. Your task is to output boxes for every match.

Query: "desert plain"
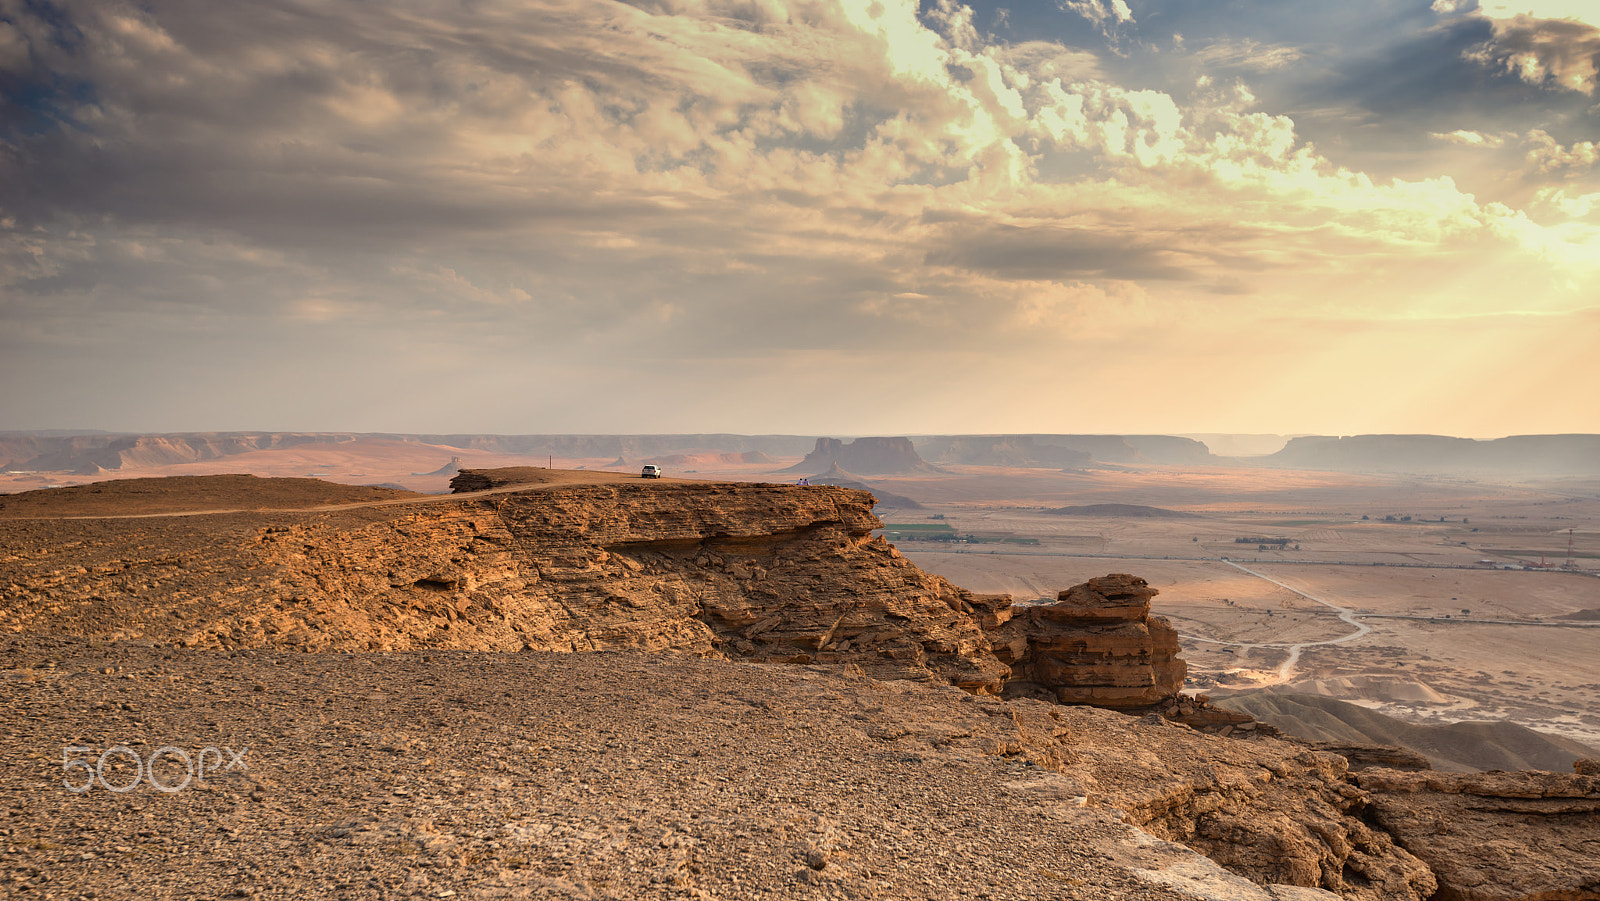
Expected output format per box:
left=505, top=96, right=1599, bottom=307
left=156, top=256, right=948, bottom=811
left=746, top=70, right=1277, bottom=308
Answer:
left=859, top=465, right=1600, bottom=748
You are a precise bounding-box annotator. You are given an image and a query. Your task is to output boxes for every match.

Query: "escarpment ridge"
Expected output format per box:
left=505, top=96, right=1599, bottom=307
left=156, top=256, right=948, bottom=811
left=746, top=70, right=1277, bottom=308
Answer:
left=0, top=470, right=1195, bottom=706
left=2, top=470, right=1596, bottom=901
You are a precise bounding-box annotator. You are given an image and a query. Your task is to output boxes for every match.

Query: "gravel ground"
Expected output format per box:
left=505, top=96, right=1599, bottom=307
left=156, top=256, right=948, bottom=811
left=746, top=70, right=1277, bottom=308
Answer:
left=1, top=637, right=1206, bottom=901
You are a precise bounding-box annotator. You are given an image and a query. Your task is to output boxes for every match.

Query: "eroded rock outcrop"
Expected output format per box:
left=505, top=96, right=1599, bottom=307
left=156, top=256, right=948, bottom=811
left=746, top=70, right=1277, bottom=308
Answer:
left=986, top=574, right=1187, bottom=708
left=1353, top=768, right=1600, bottom=901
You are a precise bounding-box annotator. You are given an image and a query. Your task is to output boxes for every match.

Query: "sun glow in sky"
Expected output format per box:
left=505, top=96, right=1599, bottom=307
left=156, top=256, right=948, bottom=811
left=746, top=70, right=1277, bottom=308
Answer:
left=2, top=0, right=1598, bottom=437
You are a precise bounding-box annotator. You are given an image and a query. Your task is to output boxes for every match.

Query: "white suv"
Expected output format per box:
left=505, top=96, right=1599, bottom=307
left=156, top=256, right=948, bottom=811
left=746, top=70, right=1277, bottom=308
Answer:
left=640, top=465, right=663, bottom=479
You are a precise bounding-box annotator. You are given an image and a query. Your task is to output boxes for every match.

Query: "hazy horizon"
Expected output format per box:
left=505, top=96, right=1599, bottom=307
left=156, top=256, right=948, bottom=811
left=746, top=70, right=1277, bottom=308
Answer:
left=5, top=0, right=1598, bottom=437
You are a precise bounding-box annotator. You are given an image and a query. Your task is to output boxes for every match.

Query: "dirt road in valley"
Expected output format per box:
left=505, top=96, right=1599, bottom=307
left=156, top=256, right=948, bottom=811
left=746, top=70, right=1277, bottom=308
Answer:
left=1178, top=561, right=1373, bottom=684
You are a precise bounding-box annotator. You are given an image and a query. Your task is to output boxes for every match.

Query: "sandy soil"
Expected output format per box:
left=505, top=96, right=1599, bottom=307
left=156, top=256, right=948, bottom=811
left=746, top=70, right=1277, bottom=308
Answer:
left=0, top=637, right=1205, bottom=901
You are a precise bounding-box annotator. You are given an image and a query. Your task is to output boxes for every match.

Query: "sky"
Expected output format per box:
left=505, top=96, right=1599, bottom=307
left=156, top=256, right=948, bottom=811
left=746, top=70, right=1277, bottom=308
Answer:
left=3, top=0, right=1599, bottom=438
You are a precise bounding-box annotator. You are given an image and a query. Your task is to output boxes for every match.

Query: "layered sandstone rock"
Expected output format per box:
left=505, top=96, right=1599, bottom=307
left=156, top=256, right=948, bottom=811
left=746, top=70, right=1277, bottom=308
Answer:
left=1037, top=704, right=1436, bottom=901
left=1354, top=768, right=1600, bottom=901
left=986, top=574, right=1187, bottom=708
left=0, top=476, right=1009, bottom=692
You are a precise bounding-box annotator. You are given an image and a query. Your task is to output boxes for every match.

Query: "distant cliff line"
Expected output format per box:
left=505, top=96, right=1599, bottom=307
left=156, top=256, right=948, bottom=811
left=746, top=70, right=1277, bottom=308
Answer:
left=4, top=430, right=1599, bottom=476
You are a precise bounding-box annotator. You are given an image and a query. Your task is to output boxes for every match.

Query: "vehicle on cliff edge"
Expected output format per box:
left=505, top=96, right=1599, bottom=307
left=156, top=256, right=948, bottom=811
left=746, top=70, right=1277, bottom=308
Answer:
left=640, top=465, right=662, bottom=479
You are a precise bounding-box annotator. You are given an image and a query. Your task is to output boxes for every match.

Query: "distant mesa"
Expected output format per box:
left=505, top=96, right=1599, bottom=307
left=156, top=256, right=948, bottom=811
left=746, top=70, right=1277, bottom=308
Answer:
left=914, top=434, right=1214, bottom=467
left=1264, top=433, right=1600, bottom=475
left=1181, top=433, right=1297, bottom=457
left=10, top=430, right=1600, bottom=478
left=784, top=436, right=941, bottom=475
left=805, top=463, right=924, bottom=509
left=412, top=456, right=464, bottom=477
left=1042, top=503, right=1200, bottom=519
left=0, top=474, right=419, bottom=517
left=915, top=435, right=1092, bottom=468
left=0, top=432, right=338, bottom=473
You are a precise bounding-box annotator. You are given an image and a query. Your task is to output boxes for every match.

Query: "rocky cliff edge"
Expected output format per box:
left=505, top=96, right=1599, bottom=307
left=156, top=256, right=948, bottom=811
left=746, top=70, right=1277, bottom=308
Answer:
left=2, top=470, right=1595, bottom=901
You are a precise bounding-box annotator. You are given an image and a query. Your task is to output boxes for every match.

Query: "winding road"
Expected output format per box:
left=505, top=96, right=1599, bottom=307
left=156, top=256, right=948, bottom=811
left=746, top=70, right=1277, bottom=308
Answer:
left=1181, top=561, right=1373, bottom=684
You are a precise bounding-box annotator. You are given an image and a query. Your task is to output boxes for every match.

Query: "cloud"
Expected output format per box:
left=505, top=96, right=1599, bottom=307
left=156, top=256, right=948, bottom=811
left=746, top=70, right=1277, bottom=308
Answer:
left=1432, top=129, right=1508, bottom=146
left=1456, top=7, right=1600, bottom=93
left=1475, top=2, right=1600, bottom=28
left=2, top=0, right=1599, bottom=433
left=1059, top=0, right=1133, bottom=35
left=1187, top=39, right=1305, bottom=73
left=1525, top=128, right=1600, bottom=173
left=922, top=223, right=1196, bottom=281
